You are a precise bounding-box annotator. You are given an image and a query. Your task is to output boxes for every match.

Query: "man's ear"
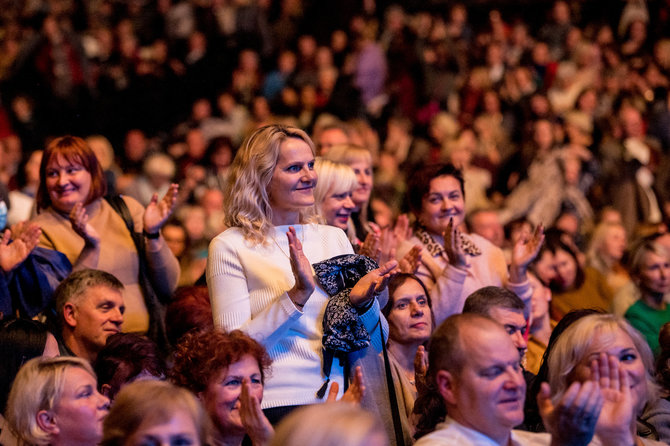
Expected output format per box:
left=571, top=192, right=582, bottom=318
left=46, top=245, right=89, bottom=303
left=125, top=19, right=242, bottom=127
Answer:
left=62, top=302, right=77, bottom=328
left=36, top=410, right=59, bottom=435
left=436, top=369, right=457, bottom=405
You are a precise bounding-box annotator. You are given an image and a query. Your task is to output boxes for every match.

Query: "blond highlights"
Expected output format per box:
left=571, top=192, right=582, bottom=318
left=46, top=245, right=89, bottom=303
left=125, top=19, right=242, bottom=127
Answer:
left=224, top=124, right=318, bottom=245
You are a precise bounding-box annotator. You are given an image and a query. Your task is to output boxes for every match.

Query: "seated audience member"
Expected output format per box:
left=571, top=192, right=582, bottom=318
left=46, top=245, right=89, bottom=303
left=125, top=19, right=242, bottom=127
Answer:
left=586, top=222, right=630, bottom=295
left=32, top=135, right=179, bottom=341
left=546, top=313, right=666, bottom=445
left=523, top=309, right=605, bottom=433
left=53, top=269, right=125, bottom=362
left=382, top=273, right=434, bottom=443
left=525, top=273, right=555, bottom=375
left=170, top=328, right=274, bottom=446
left=398, top=163, right=542, bottom=324
left=413, top=313, right=607, bottom=445
left=101, top=380, right=209, bottom=446
left=270, top=402, right=387, bottom=446
left=0, top=318, right=59, bottom=445
left=543, top=234, right=613, bottom=320
left=623, top=239, right=670, bottom=354
left=93, top=333, right=166, bottom=401
left=645, top=322, right=670, bottom=442
left=315, top=122, right=351, bottom=156
left=466, top=208, right=505, bottom=249
left=462, top=286, right=529, bottom=361
left=6, top=356, right=110, bottom=446
left=165, top=285, right=213, bottom=347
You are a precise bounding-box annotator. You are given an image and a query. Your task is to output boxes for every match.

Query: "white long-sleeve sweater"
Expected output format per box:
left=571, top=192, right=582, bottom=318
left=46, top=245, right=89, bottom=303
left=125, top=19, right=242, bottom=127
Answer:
left=207, top=223, right=384, bottom=409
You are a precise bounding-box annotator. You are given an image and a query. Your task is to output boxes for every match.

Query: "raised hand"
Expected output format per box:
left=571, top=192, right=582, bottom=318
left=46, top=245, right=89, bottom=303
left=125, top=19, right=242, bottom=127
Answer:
left=443, top=218, right=468, bottom=268
left=510, top=223, right=544, bottom=282
left=239, top=377, right=274, bottom=446
left=539, top=381, right=602, bottom=446
left=0, top=225, right=41, bottom=272
left=590, top=354, right=636, bottom=446
left=393, top=214, right=412, bottom=244
left=399, top=245, right=422, bottom=274
left=143, top=183, right=179, bottom=234
left=358, top=231, right=380, bottom=260
left=287, top=226, right=315, bottom=308
left=414, top=345, right=428, bottom=392
left=327, top=366, right=365, bottom=405
left=69, top=202, right=100, bottom=245
left=377, top=226, right=398, bottom=266
left=349, top=259, right=398, bottom=307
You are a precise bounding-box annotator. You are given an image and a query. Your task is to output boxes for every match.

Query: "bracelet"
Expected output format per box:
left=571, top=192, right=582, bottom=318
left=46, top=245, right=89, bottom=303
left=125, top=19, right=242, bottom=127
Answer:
left=143, top=230, right=160, bottom=239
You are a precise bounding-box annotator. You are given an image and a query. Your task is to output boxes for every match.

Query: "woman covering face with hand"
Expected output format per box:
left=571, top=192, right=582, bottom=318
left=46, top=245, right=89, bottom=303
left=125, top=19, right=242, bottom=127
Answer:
left=32, top=136, right=180, bottom=339
left=546, top=314, right=665, bottom=446
left=171, top=328, right=272, bottom=446
left=207, top=124, right=396, bottom=422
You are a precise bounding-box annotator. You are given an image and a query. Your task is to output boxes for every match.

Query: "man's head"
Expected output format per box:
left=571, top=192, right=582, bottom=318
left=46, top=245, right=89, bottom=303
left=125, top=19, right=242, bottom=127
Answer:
left=55, top=269, right=125, bottom=362
left=429, top=314, right=526, bottom=444
left=463, top=286, right=528, bottom=356
left=467, top=209, right=505, bottom=247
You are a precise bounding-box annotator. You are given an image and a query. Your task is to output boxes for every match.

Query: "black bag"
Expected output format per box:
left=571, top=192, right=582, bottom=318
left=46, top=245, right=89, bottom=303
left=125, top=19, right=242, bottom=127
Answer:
left=105, top=195, right=171, bottom=353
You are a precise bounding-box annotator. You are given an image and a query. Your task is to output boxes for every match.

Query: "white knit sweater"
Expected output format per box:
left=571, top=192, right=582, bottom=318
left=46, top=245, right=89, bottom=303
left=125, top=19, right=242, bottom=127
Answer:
left=207, top=223, right=383, bottom=408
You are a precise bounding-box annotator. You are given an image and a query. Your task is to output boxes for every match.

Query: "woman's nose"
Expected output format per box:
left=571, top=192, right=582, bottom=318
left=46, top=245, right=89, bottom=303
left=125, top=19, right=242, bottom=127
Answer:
left=344, top=196, right=355, bottom=209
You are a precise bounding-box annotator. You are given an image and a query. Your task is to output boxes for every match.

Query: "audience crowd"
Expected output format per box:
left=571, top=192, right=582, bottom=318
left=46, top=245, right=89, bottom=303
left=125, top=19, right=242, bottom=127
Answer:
left=2, top=0, right=670, bottom=444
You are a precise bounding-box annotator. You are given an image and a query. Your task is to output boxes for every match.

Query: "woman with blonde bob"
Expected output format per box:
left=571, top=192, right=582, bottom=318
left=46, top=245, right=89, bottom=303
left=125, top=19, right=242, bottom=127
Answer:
left=313, top=158, right=358, bottom=242
left=324, top=144, right=374, bottom=241
left=270, top=402, right=387, bottom=446
left=208, top=124, right=396, bottom=422
left=6, top=356, right=109, bottom=446
left=546, top=314, right=664, bottom=445
left=101, top=380, right=208, bottom=446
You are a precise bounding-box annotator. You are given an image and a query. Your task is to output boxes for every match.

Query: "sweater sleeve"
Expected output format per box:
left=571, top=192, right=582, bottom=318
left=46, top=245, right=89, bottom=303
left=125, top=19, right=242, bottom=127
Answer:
left=207, top=231, right=304, bottom=349
left=121, top=196, right=180, bottom=296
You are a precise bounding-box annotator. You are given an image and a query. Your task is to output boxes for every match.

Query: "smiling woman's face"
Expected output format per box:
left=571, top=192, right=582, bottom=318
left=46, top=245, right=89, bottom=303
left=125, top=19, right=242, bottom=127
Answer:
left=418, top=175, right=465, bottom=235
left=199, top=355, right=263, bottom=437
left=268, top=138, right=317, bottom=220
left=570, top=328, right=648, bottom=414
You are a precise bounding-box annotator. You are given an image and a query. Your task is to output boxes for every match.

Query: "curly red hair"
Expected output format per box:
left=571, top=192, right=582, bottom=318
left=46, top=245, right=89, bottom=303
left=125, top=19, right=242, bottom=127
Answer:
left=170, top=328, right=272, bottom=393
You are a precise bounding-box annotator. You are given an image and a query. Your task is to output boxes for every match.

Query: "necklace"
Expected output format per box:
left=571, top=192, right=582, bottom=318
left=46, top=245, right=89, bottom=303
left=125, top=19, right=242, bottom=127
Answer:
left=271, top=225, right=305, bottom=260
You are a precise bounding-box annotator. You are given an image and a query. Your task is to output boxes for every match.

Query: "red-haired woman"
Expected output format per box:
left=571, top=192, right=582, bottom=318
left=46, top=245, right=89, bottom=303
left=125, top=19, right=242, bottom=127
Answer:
left=171, top=328, right=273, bottom=446
left=31, top=135, right=179, bottom=339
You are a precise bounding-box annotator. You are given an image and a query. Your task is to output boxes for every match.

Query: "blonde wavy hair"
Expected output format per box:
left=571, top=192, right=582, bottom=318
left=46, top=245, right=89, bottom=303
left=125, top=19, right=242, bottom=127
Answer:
left=547, top=313, right=659, bottom=412
left=6, top=356, right=97, bottom=446
left=313, top=158, right=357, bottom=240
left=224, top=124, right=318, bottom=245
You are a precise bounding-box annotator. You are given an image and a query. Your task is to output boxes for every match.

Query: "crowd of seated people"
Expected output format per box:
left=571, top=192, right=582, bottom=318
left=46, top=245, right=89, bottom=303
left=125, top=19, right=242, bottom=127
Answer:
left=3, top=0, right=670, bottom=444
